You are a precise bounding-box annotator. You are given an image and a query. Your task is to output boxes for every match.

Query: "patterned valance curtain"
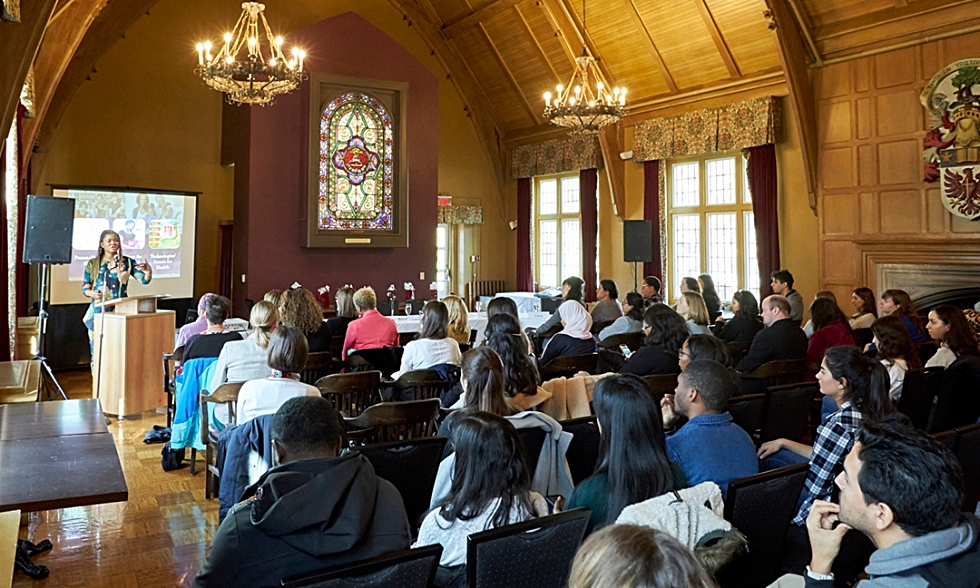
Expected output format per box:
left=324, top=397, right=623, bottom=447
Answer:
left=1, top=0, right=19, bottom=22
left=510, top=136, right=603, bottom=180
left=437, top=205, right=483, bottom=224
left=632, top=96, right=781, bottom=162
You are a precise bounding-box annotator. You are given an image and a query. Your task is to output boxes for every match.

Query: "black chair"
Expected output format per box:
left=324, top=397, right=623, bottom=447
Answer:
left=280, top=545, right=443, bottom=588
left=642, top=373, right=680, bottom=402
left=358, top=437, right=447, bottom=533
left=929, top=355, right=980, bottom=432
left=347, top=347, right=401, bottom=379
left=299, top=351, right=334, bottom=385
left=717, top=463, right=810, bottom=588
left=517, top=427, right=547, bottom=476
left=851, top=328, right=873, bottom=349
left=954, top=422, right=980, bottom=512
left=315, top=371, right=383, bottom=417
left=538, top=354, right=598, bottom=379
left=897, top=367, right=943, bottom=430
left=560, top=416, right=600, bottom=485
left=388, top=369, right=453, bottom=402
left=761, top=383, right=817, bottom=443
left=728, top=393, right=767, bottom=438
left=466, top=508, right=591, bottom=588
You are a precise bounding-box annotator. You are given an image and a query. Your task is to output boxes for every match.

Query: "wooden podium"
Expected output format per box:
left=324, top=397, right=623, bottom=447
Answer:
left=92, top=294, right=174, bottom=417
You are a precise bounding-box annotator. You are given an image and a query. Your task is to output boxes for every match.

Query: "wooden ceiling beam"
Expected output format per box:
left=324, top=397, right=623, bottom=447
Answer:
left=693, top=0, right=741, bottom=78
left=477, top=23, right=541, bottom=126
left=537, top=0, right=578, bottom=66
left=622, top=0, right=678, bottom=93
left=443, top=0, right=524, bottom=39
left=417, top=0, right=444, bottom=27
left=784, top=0, right=821, bottom=66
left=513, top=5, right=560, bottom=85
left=552, top=0, right=617, bottom=85
left=0, top=0, right=59, bottom=143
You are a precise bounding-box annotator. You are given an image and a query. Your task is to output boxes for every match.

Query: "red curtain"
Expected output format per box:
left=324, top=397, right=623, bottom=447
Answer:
left=747, top=144, right=779, bottom=296
left=219, top=224, right=234, bottom=299
left=516, top=178, right=533, bottom=292
left=580, top=169, right=598, bottom=303
left=643, top=160, right=663, bottom=281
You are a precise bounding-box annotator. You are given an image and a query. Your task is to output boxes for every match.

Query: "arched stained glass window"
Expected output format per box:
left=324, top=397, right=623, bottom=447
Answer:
left=318, top=92, right=393, bottom=230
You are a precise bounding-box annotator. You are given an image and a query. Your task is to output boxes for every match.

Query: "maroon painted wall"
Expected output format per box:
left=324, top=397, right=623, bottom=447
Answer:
left=245, top=12, right=438, bottom=301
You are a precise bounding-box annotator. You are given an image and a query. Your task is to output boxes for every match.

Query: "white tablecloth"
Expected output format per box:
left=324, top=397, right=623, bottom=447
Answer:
left=389, top=312, right=551, bottom=343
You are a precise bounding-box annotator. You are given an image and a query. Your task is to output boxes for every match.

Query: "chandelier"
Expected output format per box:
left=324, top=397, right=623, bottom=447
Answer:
left=543, top=0, right=625, bottom=134
left=195, top=2, right=307, bottom=105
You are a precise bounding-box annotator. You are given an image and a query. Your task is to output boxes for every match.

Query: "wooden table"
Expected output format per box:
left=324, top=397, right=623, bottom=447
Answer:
left=0, top=400, right=128, bottom=513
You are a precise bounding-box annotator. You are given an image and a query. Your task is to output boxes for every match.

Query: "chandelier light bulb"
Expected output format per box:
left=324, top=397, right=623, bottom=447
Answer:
left=544, top=92, right=552, bottom=107
left=574, top=86, right=581, bottom=95
left=597, top=81, right=604, bottom=89
left=589, top=100, right=595, bottom=107
left=225, top=56, right=234, bottom=64
left=269, top=58, right=277, bottom=66
left=557, top=84, right=563, bottom=93
left=248, top=36, right=257, bottom=47
left=224, top=32, right=232, bottom=43
left=570, top=97, right=576, bottom=106
left=275, top=36, right=284, bottom=46
left=204, top=41, right=212, bottom=51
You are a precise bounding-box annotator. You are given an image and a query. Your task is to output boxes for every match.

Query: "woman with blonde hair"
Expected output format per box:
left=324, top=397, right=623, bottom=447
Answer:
left=677, top=291, right=712, bottom=336
left=279, top=287, right=331, bottom=352
left=263, top=289, right=285, bottom=311
left=442, top=295, right=470, bottom=346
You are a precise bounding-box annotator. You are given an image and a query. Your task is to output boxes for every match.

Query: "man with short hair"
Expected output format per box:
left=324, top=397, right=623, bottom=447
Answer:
left=183, top=294, right=243, bottom=361
left=771, top=269, right=804, bottom=324
left=661, top=359, right=758, bottom=498
left=341, top=287, right=399, bottom=360
left=194, top=396, right=411, bottom=587
left=592, top=279, right=623, bottom=324
left=736, top=295, right=807, bottom=377
left=640, top=276, right=663, bottom=307
left=792, top=421, right=980, bottom=587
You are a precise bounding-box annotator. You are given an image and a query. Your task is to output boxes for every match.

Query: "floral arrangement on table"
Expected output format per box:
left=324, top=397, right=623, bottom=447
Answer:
left=315, top=285, right=330, bottom=309
left=403, top=282, right=415, bottom=300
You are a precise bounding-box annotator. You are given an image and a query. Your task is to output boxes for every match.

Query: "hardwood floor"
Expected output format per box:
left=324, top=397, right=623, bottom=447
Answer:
left=13, top=370, right=218, bottom=587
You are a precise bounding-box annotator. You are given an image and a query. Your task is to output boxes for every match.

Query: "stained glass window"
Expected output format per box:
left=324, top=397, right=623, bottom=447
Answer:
left=318, top=92, right=393, bottom=231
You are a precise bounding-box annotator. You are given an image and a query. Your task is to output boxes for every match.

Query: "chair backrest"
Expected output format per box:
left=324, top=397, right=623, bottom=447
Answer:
left=954, top=422, right=980, bottom=512
left=347, top=347, right=401, bottom=379
left=280, top=545, right=443, bottom=588
left=467, top=508, right=591, bottom=588
left=590, top=319, right=615, bottom=335
left=315, top=371, right=382, bottom=417
left=726, top=340, right=751, bottom=367
left=299, top=351, right=334, bottom=385
left=641, top=373, right=680, bottom=402
left=389, top=369, right=452, bottom=402
left=742, top=358, right=807, bottom=387
left=398, top=331, right=417, bottom=347
left=930, top=355, right=980, bottom=432
left=538, top=354, right=598, bottom=379
left=598, top=332, right=644, bottom=351
left=721, top=463, right=809, bottom=587
left=517, top=427, right=547, bottom=476
left=851, top=328, right=874, bottom=349
left=932, top=429, right=958, bottom=451
left=173, top=345, right=185, bottom=363
left=897, top=367, right=944, bottom=430
left=917, top=341, right=938, bottom=367
left=346, top=399, right=441, bottom=444
left=199, top=382, right=245, bottom=447
left=358, top=437, right=448, bottom=532
left=728, top=393, right=767, bottom=437
left=761, top=383, right=818, bottom=443
left=560, top=416, right=600, bottom=485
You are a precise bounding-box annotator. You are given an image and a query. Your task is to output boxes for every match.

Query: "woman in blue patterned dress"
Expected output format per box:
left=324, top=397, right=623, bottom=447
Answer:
left=82, top=230, right=153, bottom=352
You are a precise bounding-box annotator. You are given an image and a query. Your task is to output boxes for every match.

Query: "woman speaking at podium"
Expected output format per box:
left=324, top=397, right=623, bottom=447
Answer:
left=81, top=229, right=153, bottom=353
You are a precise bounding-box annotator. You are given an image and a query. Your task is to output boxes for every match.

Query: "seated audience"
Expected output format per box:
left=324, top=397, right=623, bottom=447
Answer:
left=698, top=273, right=722, bottom=322
left=736, top=295, right=808, bottom=374
left=323, top=286, right=357, bottom=340
left=485, top=331, right=541, bottom=409
left=536, top=276, right=587, bottom=338
left=619, top=304, right=687, bottom=376
left=848, top=287, right=877, bottom=330
left=175, top=292, right=214, bottom=349
left=677, top=291, right=712, bottom=335
left=210, top=301, right=279, bottom=424
left=592, top=279, right=624, bottom=324
left=440, top=346, right=514, bottom=437
left=539, top=301, right=597, bottom=366
left=714, top=290, right=763, bottom=343
left=878, top=289, right=929, bottom=344
left=565, top=374, right=684, bottom=536
left=598, top=292, right=644, bottom=341
left=803, top=291, right=839, bottom=338
left=640, top=275, right=664, bottom=307
left=235, top=326, right=320, bottom=425
left=871, top=315, right=920, bottom=402
left=416, top=412, right=548, bottom=583
left=661, top=360, right=757, bottom=498
left=183, top=295, right=242, bottom=362
left=442, top=295, right=471, bottom=346
left=393, top=300, right=461, bottom=378
left=678, top=335, right=731, bottom=371
left=680, top=276, right=700, bottom=294
left=341, top=287, right=399, bottom=360
left=568, top=524, right=716, bottom=588
left=485, top=297, right=533, bottom=354
left=794, top=421, right=980, bottom=588
left=280, top=287, right=331, bottom=353
left=263, top=288, right=285, bottom=311
left=194, top=396, right=411, bottom=587
left=771, top=269, right=804, bottom=324
left=806, top=297, right=856, bottom=374
left=925, top=304, right=980, bottom=368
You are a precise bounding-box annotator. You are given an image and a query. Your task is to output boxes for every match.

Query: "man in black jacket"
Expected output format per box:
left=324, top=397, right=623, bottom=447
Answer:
left=194, top=396, right=411, bottom=588
left=736, top=295, right=807, bottom=387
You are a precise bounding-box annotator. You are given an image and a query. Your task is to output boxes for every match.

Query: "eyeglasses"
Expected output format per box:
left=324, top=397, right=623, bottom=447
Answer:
left=678, top=349, right=690, bottom=358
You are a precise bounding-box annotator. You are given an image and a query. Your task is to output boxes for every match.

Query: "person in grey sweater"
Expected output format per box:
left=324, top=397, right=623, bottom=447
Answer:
left=591, top=279, right=623, bottom=325
left=770, top=269, right=804, bottom=324
left=598, top=292, right=645, bottom=341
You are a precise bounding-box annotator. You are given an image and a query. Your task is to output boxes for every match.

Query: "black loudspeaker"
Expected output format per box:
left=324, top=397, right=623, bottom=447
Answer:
left=623, top=220, right=653, bottom=263
left=23, top=195, right=74, bottom=264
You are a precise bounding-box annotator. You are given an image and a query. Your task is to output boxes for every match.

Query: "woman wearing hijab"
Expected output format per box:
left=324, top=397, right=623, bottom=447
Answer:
left=175, top=292, right=214, bottom=349
left=539, top=300, right=597, bottom=366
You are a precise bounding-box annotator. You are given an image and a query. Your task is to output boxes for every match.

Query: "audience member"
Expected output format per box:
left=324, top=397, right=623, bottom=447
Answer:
left=183, top=295, right=242, bottom=362
left=442, top=295, right=471, bottom=346
left=619, top=304, right=687, bottom=376
left=392, top=301, right=462, bottom=379
left=194, top=396, right=411, bottom=587
left=280, top=288, right=331, bottom=353
left=661, top=360, right=757, bottom=498
left=565, top=374, right=684, bottom=536
left=677, top=291, right=712, bottom=335
left=341, top=287, right=399, bottom=360
left=714, top=290, right=763, bottom=343
left=263, top=289, right=285, bottom=311
left=539, top=301, right=597, bottom=366
left=878, top=289, right=929, bottom=344
left=806, top=297, right=856, bottom=374
left=698, top=274, right=722, bottom=322
left=871, top=315, right=920, bottom=402
left=440, top=347, right=515, bottom=436
left=680, top=277, right=701, bottom=294
left=483, top=311, right=534, bottom=356
left=416, top=412, right=547, bottom=583
left=925, top=304, right=980, bottom=368
left=235, top=326, right=320, bottom=425
left=803, top=291, right=838, bottom=338
left=568, top=524, right=717, bottom=588
left=209, top=301, right=279, bottom=425
left=323, top=286, right=357, bottom=340
left=486, top=296, right=520, bottom=320
left=536, top=276, right=587, bottom=338
left=770, top=269, right=803, bottom=323
left=592, top=279, right=624, bottom=324
left=848, top=287, right=877, bottom=330
left=175, top=292, right=215, bottom=349
left=736, top=295, right=807, bottom=374
left=640, top=276, right=664, bottom=307
left=598, top=292, right=644, bottom=341
left=485, top=331, right=541, bottom=406
left=679, top=335, right=730, bottom=371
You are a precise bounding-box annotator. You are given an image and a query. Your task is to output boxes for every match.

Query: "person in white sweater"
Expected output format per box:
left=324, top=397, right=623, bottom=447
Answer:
left=209, top=301, right=279, bottom=426
left=925, top=305, right=980, bottom=369
left=392, top=300, right=461, bottom=379
left=236, top=325, right=320, bottom=425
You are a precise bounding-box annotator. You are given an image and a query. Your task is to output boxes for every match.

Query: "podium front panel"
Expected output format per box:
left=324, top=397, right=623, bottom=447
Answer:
left=92, top=310, right=174, bottom=416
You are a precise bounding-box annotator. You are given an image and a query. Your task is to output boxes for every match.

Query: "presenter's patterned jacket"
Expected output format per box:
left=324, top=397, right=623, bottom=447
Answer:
left=82, top=256, right=150, bottom=330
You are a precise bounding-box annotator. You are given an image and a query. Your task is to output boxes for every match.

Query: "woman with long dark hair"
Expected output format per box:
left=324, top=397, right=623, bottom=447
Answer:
left=393, top=300, right=462, bottom=378
left=619, top=304, right=688, bottom=376
left=598, top=292, right=644, bottom=341
left=565, top=374, right=683, bottom=535
left=698, top=274, right=721, bottom=322
left=872, top=315, right=921, bottom=402
left=483, top=305, right=534, bottom=355
left=714, top=290, right=762, bottom=343
left=678, top=335, right=730, bottom=371
left=806, top=297, right=855, bottom=373
left=485, top=331, right=540, bottom=401
left=440, top=347, right=514, bottom=438
left=849, top=287, right=877, bottom=329
left=925, top=304, right=980, bottom=368
left=879, top=289, right=929, bottom=343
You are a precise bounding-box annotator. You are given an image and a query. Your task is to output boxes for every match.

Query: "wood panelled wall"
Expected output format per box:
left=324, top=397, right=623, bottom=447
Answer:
left=814, top=31, right=980, bottom=303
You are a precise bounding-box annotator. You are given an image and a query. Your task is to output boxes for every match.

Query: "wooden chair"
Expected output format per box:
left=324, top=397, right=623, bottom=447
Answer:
left=163, top=346, right=184, bottom=428
left=398, top=332, right=417, bottom=347
left=760, top=383, right=818, bottom=443
left=315, top=371, right=383, bottom=417
left=598, top=332, right=644, bottom=352
left=299, top=351, right=334, bottom=385
left=641, top=373, right=680, bottom=402
left=590, top=319, right=615, bottom=336
left=199, top=382, right=244, bottom=499
left=329, top=335, right=345, bottom=372
left=538, top=353, right=598, bottom=379
left=728, top=393, right=767, bottom=438
left=741, top=358, right=807, bottom=388
left=344, top=399, right=440, bottom=445
left=388, top=369, right=453, bottom=402
left=726, top=341, right=751, bottom=367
